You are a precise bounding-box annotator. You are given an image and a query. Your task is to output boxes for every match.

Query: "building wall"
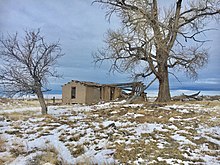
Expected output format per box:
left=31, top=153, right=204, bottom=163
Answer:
left=101, top=86, right=122, bottom=101
left=62, top=82, right=86, bottom=104
left=101, top=86, right=111, bottom=101
left=85, top=86, right=101, bottom=104
left=62, top=81, right=123, bottom=104
left=112, top=87, right=122, bottom=100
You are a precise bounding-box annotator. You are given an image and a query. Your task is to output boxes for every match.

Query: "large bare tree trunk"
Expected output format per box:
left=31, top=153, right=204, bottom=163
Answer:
left=156, top=55, right=171, bottom=102
left=156, top=74, right=171, bottom=102
left=36, top=88, right=48, bottom=115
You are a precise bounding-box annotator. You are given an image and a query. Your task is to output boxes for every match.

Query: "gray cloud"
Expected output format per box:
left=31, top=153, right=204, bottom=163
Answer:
left=0, top=0, right=219, bottom=93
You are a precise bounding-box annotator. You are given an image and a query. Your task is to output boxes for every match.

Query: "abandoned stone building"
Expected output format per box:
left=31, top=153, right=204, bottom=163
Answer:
left=62, top=80, right=122, bottom=104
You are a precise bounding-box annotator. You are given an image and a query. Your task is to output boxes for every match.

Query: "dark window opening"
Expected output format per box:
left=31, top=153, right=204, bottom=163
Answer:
left=110, top=87, right=114, bottom=100
left=71, top=87, right=76, bottom=99
left=100, top=88, right=102, bottom=99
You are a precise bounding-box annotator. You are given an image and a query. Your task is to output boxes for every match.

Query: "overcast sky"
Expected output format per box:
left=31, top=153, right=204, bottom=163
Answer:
left=0, top=0, right=219, bottom=94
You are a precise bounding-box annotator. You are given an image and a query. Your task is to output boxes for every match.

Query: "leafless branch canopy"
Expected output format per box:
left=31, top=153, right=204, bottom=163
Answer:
left=0, top=29, right=63, bottom=97
left=93, top=0, right=219, bottom=80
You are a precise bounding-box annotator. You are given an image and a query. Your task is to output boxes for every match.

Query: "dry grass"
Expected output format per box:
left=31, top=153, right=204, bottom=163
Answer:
left=9, top=140, right=27, bottom=157
left=0, top=98, right=40, bottom=110
left=0, top=136, right=6, bottom=152
left=28, top=145, right=63, bottom=165
left=0, top=97, right=62, bottom=108
left=46, top=98, right=62, bottom=106
left=165, top=100, right=220, bottom=107
left=113, top=132, right=198, bottom=164
left=3, top=112, right=30, bottom=121
left=70, top=144, right=85, bottom=157
left=1, top=99, right=219, bottom=164
left=0, top=136, right=17, bottom=164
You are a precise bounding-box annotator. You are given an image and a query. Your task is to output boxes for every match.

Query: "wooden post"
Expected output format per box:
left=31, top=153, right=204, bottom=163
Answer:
left=52, top=96, right=55, bottom=105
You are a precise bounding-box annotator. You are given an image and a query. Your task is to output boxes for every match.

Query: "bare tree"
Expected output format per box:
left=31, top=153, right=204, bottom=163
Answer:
left=0, top=29, right=63, bottom=114
left=93, top=0, right=220, bottom=102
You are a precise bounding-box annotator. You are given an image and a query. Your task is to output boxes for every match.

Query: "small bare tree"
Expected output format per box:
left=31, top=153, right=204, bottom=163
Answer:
left=93, top=0, right=220, bottom=102
left=0, top=29, right=63, bottom=114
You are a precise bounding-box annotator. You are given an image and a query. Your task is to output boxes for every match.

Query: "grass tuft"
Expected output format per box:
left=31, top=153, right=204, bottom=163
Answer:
left=0, top=136, right=6, bottom=152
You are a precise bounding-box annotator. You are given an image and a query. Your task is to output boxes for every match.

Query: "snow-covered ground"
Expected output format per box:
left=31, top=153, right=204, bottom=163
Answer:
left=0, top=100, right=219, bottom=165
